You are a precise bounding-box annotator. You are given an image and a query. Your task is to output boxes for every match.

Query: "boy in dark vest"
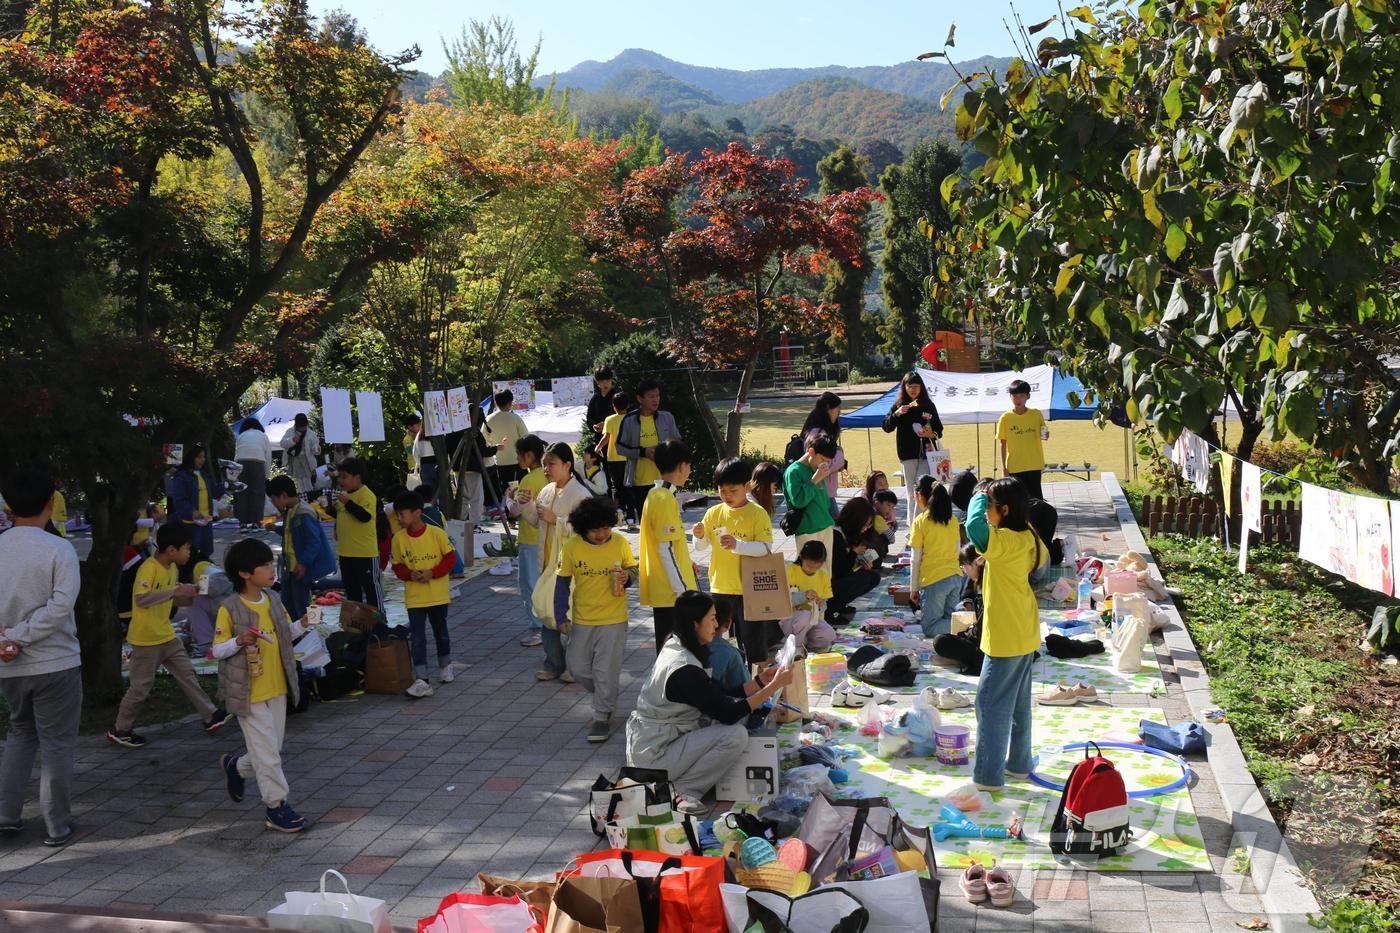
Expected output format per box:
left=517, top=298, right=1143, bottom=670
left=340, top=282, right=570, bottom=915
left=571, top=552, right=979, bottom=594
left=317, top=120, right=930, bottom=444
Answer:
left=214, top=538, right=311, bottom=833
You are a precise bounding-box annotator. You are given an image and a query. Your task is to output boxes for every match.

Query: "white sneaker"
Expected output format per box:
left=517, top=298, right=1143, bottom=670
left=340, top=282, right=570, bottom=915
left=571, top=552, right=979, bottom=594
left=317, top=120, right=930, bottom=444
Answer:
left=520, top=631, right=543, bottom=647
left=832, top=679, right=889, bottom=708
left=439, top=664, right=455, bottom=684
left=674, top=794, right=710, bottom=816
left=560, top=670, right=576, bottom=684
left=405, top=678, right=435, bottom=699
left=937, top=687, right=973, bottom=710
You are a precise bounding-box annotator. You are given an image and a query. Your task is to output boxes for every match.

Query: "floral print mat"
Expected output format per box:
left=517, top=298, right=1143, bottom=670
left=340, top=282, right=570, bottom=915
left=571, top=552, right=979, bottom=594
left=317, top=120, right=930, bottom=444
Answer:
left=780, top=704, right=1209, bottom=872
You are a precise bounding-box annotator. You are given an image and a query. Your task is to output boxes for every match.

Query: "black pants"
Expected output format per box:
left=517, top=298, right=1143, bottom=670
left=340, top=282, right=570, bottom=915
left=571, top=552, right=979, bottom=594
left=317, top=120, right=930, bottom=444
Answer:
left=712, top=594, right=765, bottom=667
left=339, top=556, right=382, bottom=609
left=828, top=568, right=881, bottom=618
left=604, top=461, right=627, bottom=502
left=652, top=606, right=676, bottom=654
left=626, top=485, right=649, bottom=524
left=1010, top=470, right=1044, bottom=501
left=934, top=631, right=985, bottom=676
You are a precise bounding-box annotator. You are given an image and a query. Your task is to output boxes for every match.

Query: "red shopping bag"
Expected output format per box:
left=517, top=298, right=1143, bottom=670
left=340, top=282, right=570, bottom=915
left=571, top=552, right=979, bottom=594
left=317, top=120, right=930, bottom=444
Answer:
left=417, top=891, right=543, bottom=933
left=566, top=848, right=726, bottom=933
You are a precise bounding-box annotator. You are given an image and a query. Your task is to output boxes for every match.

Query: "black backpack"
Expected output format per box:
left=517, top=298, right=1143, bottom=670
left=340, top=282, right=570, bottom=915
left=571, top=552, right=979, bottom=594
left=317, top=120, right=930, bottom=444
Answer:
left=783, top=433, right=804, bottom=466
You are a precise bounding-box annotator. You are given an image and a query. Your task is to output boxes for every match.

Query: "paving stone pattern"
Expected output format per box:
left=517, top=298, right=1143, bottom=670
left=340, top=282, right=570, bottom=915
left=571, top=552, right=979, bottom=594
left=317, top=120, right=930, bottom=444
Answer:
left=0, top=484, right=1268, bottom=930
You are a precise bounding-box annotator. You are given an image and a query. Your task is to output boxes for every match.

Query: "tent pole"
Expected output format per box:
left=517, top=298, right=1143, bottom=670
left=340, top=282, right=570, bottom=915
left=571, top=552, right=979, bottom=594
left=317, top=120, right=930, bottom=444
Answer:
left=976, top=420, right=982, bottom=475
left=866, top=429, right=873, bottom=475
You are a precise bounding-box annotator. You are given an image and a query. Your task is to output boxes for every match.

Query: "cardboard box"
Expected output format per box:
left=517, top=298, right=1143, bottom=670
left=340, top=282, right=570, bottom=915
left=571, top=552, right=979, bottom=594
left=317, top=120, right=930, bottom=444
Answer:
left=715, top=729, right=780, bottom=801
left=889, top=585, right=912, bottom=606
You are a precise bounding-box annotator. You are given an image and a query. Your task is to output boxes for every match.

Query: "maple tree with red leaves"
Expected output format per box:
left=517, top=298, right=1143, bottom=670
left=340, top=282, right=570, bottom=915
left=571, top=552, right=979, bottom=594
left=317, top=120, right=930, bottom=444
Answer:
left=582, top=142, right=876, bottom=455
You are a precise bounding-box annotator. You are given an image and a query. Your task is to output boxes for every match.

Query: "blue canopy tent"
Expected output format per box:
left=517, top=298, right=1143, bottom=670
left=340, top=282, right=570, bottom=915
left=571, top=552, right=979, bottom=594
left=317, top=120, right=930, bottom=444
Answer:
left=839, top=369, right=1097, bottom=429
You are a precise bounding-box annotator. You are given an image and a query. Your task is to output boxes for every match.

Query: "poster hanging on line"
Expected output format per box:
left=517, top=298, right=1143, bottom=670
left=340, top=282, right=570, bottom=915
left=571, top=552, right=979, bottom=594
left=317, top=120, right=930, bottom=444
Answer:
left=551, top=375, right=593, bottom=408
left=1392, top=503, right=1400, bottom=603
left=1240, top=462, right=1262, bottom=533
left=446, top=386, right=472, bottom=433
left=1355, top=496, right=1394, bottom=597
left=1220, top=455, right=1234, bottom=518
left=355, top=390, right=385, bottom=443
left=1298, top=483, right=1359, bottom=582
left=423, top=391, right=451, bottom=437
left=491, top=379, right=536, bottom=411
left=319, top=387, right=354, bottom=444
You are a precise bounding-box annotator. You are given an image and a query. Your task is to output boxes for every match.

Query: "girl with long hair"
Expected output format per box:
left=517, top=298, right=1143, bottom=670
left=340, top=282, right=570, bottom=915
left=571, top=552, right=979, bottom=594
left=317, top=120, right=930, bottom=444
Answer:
left=908, top=474, right=963, bottom=637
left=881, top=371, right=944, bottom=523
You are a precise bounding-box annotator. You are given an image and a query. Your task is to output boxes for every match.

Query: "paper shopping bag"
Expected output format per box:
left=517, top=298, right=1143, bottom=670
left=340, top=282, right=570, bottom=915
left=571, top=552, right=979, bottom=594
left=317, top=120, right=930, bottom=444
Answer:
left=268, top=870, right=391, bottom=933
left=589, top=767, right=676, bottom=836
left=569, top=848, right=726, bottom=933
left=774, top=656, right=810, bottom=724
left=419, top=891, right=542, bottom=933
left=740, top=552, right=792, bottom=621
left=364, top=636, right=412, bottom=694
left=604, top=810, right=702, bottom=856
left=478, top=873, right=556, bottom=919
left=925, top=444, right=952, bottom=485
left=546, top=875, right=645, bottom=933
left=337, top=600, right=384, bottom=636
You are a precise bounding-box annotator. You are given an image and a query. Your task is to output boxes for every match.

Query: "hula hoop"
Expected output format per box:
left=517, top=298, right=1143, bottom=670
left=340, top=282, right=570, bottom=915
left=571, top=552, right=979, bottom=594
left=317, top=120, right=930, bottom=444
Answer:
left=1028, top=741, right=1193, bottom=798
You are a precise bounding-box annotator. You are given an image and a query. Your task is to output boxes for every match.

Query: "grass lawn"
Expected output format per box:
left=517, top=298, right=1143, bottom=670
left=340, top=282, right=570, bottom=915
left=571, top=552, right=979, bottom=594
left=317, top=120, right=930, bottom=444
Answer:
left=1127, top=496, right=1400, bottom=929
left=0, top=674, right=220, bottom=739
left=718, top=399, right=1138, bottom=481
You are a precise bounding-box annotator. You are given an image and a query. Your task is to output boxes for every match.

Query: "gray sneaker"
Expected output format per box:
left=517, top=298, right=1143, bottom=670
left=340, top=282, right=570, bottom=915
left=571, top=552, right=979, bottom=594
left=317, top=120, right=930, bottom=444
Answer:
left=586, top=718, right=611, bottom=743
left=405, top=678, right=435, bottom=699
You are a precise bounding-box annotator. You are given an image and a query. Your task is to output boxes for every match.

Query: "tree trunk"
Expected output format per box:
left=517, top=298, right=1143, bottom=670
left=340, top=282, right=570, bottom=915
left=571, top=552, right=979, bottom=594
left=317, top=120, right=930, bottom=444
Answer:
left=1208, top=417, right=1264, bottom=543
left=723, top=352, right=761, bottom=458
left=687, top=369, right=726, bottom=456
left=75, top=472, right=152, bottom=704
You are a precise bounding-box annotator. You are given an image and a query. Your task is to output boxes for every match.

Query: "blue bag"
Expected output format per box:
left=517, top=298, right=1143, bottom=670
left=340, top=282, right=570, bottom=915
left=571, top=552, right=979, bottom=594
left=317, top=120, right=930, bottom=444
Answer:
left=1139, top=719, right=1207, bottom=755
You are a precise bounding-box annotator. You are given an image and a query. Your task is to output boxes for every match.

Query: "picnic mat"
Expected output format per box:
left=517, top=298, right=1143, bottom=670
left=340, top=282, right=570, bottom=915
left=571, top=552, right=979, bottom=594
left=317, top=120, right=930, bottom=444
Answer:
left=780, top=704, right=1209, bottom=872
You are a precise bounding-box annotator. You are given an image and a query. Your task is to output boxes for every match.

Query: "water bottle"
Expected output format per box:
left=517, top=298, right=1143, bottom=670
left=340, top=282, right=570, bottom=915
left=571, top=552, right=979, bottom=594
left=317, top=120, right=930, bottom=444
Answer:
left=1076, top=572, right=1094, bottom=614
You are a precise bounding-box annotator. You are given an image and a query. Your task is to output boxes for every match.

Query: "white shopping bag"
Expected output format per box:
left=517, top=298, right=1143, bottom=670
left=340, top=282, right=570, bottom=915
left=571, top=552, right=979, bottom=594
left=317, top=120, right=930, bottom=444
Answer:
left=925, top=443, right=952, bottom=485
left=267, top=870, right=391, bottom=933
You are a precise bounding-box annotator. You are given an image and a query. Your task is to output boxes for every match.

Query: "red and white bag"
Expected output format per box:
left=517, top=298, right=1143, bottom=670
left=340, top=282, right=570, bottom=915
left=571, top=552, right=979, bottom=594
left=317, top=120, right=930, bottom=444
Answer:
left=1049, top=743, right=1132, bottom=857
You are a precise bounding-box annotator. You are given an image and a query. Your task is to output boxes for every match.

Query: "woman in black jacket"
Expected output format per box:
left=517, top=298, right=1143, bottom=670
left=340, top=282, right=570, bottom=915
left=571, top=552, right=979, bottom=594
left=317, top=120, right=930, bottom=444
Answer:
left=880, top=370, right=944, bottom=524
left=825, top=497, right=882, bottom=625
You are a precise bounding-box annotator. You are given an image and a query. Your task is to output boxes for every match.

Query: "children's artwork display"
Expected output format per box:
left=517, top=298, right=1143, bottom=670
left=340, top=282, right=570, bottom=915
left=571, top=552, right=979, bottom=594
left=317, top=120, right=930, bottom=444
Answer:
left=355, top=390, right=385, bottom=443
left=1393, top=504, right=1400, bottom=601
left=319, top=387, right=354, bottom=444
left=1240, top=462, right=1262, bottom=533
left=491, top=379, right=535, bottom=411
left=423, top=391, right=451, bottom=437
left=1355, top=495, right=1394, bottom=596
left=1299, top=483, right=1359, bottom=582
left=551, top=375, right=593, bottom=408
left=446, top=386, right=472, bottom=433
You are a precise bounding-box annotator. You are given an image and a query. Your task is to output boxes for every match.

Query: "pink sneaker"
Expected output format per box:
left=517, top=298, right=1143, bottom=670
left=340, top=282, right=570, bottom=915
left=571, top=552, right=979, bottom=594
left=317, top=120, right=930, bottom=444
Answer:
left=958, top=861, right=988, bottom=903
left=986, top=865, right=1015, bottom=907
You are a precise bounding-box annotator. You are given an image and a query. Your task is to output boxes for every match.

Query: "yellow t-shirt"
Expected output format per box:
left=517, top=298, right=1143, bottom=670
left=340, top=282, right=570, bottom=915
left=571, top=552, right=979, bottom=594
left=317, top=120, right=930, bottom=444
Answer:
left=131, top=522, right=151, bottom=549
left=129, top=557, right=178, bottom=646
left=634, top=416, right=661, bottom=485
left=786, top=562, right=833, bottom=609
left=558, top=532, right=637, bottom=625
left=910, top=511, right=962, bottom=588
left=196, top=474, right=210, bottom=517
left=391, top=525, right=455, bottom=608
left=516, top=468, right=548, bottom=546
left=335, top=484, right=379, bottom=558
left=215, top=595, right=288, bottom=704
left=639, top=484, right=697, bottom=608
left=700, top=501, right=773, bottom=596
left=996, top=408, right=1046, bottom=474
left=602, top=413, right=625, bottom=462
left=979, top=525, right=1045, bottom=657
left=51, top=490, right=68, bottom=537
left=873, top=514, right=888, bottom=536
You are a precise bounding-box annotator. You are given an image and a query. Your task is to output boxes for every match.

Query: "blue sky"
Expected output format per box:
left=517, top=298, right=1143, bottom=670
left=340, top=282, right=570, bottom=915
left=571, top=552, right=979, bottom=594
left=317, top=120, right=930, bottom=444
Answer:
left=311, top=0, right=1066, bottom=76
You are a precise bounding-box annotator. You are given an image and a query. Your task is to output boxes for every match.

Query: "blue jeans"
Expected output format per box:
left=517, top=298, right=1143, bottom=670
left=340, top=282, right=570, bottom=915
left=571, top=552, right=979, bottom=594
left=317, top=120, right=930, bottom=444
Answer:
left=407, top=604, right=450, bottom=680
left=974, top=651, right=1036, bottom=787
left=919, top=575, right=964, bottom=638
left=280, top=572, right=312, bottom=622
left=541, top=626, right=567, bottom=675
left=517, top=542, right=541, bottom=631
left=187, top=522, right=214, bottom=561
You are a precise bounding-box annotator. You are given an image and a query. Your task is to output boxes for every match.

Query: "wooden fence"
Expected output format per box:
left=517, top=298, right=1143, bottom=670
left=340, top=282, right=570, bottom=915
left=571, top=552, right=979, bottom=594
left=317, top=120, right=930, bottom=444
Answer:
left=1142, top=494, right=1302, bottom=546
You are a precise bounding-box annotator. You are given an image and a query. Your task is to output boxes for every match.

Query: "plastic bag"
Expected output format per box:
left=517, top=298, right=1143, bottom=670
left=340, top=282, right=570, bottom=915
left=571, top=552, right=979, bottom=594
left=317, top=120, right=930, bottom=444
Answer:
left=877, top=722, right=911, bottom=759
left=858, top=703, right=885, bottom=736
left=782, top=763, right=835, bottom=800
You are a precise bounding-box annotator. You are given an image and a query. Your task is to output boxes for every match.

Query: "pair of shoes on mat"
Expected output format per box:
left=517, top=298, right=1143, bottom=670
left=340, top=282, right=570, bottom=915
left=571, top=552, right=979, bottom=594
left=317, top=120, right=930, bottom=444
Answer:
left=1036, top=682, right=1099, bottom=706
left=960, top=861, right=1015, bottom=907
left=832, top=679, right=890, bottom=708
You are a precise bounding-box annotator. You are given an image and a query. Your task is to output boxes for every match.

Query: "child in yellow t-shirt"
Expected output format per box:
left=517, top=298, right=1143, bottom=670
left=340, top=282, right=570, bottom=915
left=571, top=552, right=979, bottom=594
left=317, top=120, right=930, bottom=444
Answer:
left=213, top=538, right=311, bottom=833
left=331, top=458, right=381, bottom=608
left=513, top=435, right=549, bottom=648
left=108, top=522, right=226, bottom=749
left=391, top=490, right=458, bottom=699
left=639, top=440, right=698, bottom=652
left=780, top=540, right=836, bottom=652
left=691, top=457, right=773, bottom=663
left=965, top=478, right=1047, bottom=790
left=908, top=474, right=964, bottom=637
left=598, top=392, right=633, bottom=523
left=997, top=379, right=1047, bottom=501
left=554, top=496, right=638, bottom=744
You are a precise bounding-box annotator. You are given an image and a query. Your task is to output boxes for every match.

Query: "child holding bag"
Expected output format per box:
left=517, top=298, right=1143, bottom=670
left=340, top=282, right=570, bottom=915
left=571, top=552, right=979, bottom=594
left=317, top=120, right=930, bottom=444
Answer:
left=965, top=478, right=1046, bottom=790
left=780, top=540, right=836, bottom=652
left=908, top=475, right=963, bottom=637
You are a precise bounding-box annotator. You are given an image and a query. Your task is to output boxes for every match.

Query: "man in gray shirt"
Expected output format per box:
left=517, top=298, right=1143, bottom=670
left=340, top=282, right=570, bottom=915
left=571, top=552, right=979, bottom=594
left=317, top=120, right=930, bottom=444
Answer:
left=0, top=464, right=83, bottom=847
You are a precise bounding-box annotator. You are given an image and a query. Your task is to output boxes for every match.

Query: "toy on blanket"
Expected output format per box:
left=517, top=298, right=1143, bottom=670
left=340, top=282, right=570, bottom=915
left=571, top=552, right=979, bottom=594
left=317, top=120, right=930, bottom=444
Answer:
left=860, top=615, right=910, bottom=635
left=933, top=804, right=1026, bottom=842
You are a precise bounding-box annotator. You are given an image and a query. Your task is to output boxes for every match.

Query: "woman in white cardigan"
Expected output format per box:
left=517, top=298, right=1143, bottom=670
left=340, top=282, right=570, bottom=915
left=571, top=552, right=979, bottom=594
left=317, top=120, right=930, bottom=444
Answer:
left=233, top=418, right=273, bottom=533
left=522, top=442, right=594, bottom=681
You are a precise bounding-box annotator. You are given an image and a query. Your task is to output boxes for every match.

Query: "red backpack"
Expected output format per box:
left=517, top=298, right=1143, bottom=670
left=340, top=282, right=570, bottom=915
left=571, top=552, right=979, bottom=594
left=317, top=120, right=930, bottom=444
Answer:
left=1049, top=743, right=1132, bottom=856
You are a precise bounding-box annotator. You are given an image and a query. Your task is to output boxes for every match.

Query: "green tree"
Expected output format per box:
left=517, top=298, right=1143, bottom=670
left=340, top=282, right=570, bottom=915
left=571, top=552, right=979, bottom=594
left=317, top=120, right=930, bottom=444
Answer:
left=941, top=0, right=1400, bottom=493
left=443, top=16, right=548, bottom=116
left=878, top=139, right=962, bottom=365
left=817, top=144, right=875, bottom=364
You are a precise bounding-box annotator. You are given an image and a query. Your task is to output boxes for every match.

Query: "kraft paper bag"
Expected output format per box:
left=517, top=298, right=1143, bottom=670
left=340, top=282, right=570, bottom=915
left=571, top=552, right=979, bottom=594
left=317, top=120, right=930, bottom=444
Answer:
left=774, top=655, right=810, bottom=724
left=741, top=552, right=793, bottom=621
left=546, top=875, right=644, bottom=933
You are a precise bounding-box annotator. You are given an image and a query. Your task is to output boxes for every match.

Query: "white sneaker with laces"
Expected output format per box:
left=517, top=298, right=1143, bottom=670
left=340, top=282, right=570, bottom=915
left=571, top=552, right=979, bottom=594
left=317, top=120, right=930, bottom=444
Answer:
left=439, top=664, right=455, bottom=684
left=520, top=631, right=543, bottom=647
left=674, top=794, right=709, bottom=816
left=937, top=687, right=973, bottom=710
left=405, top=678, right=435, bottom=699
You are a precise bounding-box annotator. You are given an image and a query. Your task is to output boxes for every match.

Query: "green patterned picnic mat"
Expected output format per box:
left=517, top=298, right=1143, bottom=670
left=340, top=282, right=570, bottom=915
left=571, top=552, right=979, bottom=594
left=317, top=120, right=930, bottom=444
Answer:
left=780, top=704, right=1208, bottom=872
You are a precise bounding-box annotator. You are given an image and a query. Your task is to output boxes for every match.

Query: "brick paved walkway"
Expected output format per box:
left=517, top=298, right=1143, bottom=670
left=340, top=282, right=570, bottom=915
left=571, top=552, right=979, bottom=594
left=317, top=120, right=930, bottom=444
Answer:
left=0, top=482, right=1275, bottom=931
